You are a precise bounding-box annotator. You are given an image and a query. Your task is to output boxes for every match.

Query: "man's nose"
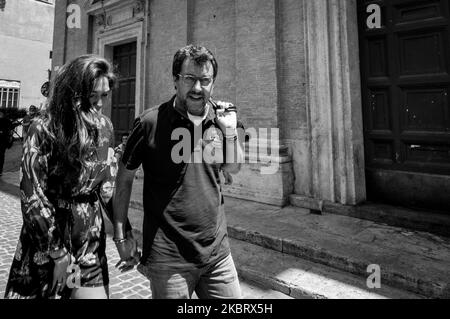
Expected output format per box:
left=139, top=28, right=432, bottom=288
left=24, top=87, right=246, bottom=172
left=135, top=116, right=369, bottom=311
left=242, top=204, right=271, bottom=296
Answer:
left=192, top=79, right=202, bottom=91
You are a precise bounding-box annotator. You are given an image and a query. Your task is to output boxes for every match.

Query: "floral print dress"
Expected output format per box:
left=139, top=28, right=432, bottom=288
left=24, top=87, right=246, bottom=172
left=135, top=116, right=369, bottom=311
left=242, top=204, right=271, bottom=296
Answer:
left=4, top=114, right=117, bottom=299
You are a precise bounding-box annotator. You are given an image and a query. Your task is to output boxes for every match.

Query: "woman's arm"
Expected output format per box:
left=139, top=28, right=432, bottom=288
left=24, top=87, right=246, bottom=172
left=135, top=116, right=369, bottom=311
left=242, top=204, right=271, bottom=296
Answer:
left=20, top=121, right=66, bottom=256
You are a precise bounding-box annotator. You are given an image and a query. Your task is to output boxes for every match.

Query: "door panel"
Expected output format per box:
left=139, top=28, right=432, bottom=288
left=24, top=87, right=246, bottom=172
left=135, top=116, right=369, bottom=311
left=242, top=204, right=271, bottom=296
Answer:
left=112, top=42, right=136, bottom=146
left=398, top=30, right=446, bottom=75
left=358, top=0, right=450, bottom=212
left=394, top=1, right=444, bottom=23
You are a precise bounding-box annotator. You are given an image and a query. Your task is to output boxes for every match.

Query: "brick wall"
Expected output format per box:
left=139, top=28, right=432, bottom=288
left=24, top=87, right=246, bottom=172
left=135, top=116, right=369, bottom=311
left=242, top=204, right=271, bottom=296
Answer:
left=235, top=0, right=278, bottom=130
left=146, top=0, right=188, bottom=108
left=188, top=0, right=236, bottom=110
left=276, top=0, right=308, bottom=140
left=276, top=0, right=312, bottom=195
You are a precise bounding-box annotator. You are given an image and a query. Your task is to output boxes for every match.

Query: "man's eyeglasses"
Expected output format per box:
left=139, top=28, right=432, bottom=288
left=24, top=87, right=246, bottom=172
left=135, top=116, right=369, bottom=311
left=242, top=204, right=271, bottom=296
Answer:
left=177, top=74, right=213, bottom=87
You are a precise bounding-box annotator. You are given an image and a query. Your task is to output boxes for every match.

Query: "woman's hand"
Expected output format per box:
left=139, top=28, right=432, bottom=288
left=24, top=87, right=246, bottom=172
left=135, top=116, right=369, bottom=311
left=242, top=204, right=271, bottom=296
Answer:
left=52, top=254, right=71, bottom=295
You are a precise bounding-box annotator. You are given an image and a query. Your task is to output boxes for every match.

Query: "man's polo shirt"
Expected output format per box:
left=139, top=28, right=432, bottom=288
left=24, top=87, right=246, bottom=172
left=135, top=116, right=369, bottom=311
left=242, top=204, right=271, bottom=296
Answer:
left=121, top=96, right=230, bottom=267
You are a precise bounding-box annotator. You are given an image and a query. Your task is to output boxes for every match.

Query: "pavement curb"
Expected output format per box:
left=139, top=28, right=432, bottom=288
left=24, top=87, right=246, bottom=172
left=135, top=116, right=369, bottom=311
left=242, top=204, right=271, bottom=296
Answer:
left=237, top=266, right=315, bottom=299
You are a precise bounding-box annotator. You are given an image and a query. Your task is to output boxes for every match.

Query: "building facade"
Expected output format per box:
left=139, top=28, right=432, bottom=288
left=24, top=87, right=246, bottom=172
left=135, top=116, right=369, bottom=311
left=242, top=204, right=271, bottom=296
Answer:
left=52, top=0, right=450, bottom=218
left=0, top=0, right=55, bottom=110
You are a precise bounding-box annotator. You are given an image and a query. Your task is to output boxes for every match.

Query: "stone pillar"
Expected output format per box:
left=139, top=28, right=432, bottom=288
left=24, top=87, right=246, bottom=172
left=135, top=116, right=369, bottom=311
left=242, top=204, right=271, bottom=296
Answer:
left=301, top=0, right=365, bottom=205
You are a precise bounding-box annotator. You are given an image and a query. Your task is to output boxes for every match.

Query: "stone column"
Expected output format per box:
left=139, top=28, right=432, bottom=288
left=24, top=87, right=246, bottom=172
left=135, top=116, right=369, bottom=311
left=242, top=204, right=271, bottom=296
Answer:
left=303, top=0, right=366, bottom=205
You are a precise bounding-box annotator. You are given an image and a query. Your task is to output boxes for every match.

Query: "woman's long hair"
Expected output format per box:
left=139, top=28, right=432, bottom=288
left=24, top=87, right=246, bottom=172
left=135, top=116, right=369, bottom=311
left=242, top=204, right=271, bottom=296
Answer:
left=45, top=55, right=116, bottom=197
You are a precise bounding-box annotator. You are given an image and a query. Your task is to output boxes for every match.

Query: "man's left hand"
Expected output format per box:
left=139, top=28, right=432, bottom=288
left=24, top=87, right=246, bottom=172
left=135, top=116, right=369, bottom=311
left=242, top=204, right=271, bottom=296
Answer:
left=115, top=232, right=141, bottom=272
left=213, top=101, right=237, bottom=136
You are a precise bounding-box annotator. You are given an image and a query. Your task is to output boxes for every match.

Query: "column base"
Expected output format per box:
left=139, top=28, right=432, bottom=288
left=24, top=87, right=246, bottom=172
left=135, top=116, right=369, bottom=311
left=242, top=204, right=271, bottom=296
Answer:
left=223, top=144, right=294, bottom=207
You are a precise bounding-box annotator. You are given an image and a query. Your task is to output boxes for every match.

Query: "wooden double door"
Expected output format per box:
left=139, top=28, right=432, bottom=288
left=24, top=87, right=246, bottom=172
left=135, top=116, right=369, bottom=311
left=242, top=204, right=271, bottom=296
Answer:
left=358, top=0, right=450, bottom=212
left=111, top=42, right=136, bottom=146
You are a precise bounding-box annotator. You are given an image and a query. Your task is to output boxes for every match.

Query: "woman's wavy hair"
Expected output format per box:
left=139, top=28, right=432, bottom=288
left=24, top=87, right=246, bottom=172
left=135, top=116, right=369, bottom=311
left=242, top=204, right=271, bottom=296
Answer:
left=45, top=54, right=116, bottom=195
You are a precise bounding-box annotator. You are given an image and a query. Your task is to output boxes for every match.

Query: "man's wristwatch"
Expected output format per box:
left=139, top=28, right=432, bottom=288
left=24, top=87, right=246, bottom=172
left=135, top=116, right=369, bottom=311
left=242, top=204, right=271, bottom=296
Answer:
left=224, top=135, right=238, bottom=141
left=223, top=128, right=238, bottom=141
left=113, top=237, right=127, bottom=244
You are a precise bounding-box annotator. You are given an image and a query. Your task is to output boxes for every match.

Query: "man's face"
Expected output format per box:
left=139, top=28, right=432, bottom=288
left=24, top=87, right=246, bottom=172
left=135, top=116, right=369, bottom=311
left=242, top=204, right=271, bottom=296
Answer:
left=174, top=58, right=214, bottom=116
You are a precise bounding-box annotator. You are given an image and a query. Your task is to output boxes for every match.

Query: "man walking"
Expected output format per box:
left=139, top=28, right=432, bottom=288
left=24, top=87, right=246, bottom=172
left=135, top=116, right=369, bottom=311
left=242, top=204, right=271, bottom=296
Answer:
left=112, top=45, right=244, bottom=299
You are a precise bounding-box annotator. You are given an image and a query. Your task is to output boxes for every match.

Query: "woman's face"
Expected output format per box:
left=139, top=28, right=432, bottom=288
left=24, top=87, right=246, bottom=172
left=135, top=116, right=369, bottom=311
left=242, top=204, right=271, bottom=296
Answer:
left=89, top=76, right=110, bottom=112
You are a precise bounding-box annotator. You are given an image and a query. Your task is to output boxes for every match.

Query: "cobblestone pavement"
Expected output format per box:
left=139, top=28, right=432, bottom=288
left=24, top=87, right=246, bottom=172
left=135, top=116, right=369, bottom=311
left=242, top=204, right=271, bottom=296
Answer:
left=0, top=185, right=23, bottom=298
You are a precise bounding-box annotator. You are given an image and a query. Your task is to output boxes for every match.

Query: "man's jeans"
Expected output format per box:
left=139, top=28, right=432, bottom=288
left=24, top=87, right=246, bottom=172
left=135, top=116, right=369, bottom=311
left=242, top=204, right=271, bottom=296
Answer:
left=140, top=254, right=242, bottom=299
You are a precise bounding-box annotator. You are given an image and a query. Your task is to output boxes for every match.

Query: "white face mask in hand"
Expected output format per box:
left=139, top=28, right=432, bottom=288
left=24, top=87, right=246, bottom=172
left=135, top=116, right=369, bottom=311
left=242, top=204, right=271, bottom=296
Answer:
left=210, top=99, right=238, bottom=136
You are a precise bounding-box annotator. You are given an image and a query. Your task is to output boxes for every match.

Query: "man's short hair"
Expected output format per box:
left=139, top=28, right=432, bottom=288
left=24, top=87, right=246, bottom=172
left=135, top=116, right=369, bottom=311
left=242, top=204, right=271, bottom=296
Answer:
left=172, top=45, right=218, bottom=80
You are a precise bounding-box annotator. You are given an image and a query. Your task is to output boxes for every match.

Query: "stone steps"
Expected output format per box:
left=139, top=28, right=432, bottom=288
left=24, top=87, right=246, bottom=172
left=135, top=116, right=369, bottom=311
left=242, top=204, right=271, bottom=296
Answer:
left=230, top=238, right=423, bottom=299
left=224, top=198, right=450, bottom=299
left=290, top=194, right=450, bottom=238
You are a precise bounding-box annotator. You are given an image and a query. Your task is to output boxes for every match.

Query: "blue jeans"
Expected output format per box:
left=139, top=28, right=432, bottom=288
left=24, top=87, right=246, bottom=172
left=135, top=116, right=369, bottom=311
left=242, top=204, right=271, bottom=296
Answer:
left=139, top=254, right=241, bottom=299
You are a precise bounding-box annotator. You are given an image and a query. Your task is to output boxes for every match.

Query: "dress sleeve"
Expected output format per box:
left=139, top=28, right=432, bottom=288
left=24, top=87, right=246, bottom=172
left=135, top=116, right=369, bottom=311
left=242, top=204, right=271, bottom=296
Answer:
left=20, top=121, right=64, bottom=254
left=99, top=115, right=117, bottom=204
left=99, top=115, right=133, bottom=232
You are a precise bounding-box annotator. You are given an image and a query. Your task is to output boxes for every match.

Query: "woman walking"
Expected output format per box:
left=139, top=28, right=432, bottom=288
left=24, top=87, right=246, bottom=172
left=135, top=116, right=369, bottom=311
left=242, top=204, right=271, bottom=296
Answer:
left=4, top=54, right=136, bottom=299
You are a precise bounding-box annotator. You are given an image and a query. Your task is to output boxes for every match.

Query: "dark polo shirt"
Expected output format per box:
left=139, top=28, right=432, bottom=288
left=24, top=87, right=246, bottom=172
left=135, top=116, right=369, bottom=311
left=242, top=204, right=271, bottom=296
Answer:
left=122, top=96, right=230, bottom=267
